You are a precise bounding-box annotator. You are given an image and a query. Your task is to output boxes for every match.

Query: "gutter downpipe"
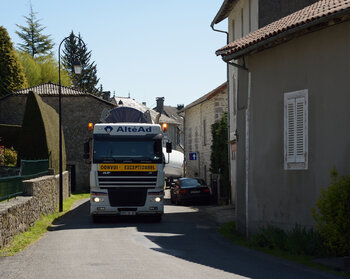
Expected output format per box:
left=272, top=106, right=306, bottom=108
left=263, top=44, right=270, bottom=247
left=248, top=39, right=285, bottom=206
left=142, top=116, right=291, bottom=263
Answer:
left=246, top=71, right=251, bottom=238
left=211, top=23, right=232, bottom=204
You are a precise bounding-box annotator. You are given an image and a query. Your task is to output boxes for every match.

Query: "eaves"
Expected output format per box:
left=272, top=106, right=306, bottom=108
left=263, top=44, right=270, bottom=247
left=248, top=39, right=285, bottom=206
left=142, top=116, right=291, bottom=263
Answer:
left=219, top=8, right=350, bottom=61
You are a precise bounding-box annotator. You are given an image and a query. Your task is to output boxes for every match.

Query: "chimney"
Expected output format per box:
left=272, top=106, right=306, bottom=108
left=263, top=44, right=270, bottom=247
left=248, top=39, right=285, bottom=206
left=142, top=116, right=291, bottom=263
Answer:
left=156, top=97, right=164, bottom=114
left=177, top=104, right=184, bottom=111
left=102, top=91, right=111, bottom=101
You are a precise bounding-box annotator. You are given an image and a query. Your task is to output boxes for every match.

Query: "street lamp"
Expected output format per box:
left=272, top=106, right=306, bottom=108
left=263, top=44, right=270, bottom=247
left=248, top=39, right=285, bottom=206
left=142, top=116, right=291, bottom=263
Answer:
left=58, top=36, right=84, bottom=212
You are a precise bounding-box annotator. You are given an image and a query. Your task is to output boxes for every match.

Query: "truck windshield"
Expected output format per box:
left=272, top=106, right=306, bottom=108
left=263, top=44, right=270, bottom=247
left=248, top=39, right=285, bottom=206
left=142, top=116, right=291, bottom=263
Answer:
left=93, top=136, right=163, bottom=163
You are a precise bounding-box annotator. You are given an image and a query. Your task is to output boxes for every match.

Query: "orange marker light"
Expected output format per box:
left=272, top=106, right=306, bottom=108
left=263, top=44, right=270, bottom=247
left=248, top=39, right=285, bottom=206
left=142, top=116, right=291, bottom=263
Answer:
left=88, top=123, right=94, bottom=131
left=162, top=123, right=168, bottom=132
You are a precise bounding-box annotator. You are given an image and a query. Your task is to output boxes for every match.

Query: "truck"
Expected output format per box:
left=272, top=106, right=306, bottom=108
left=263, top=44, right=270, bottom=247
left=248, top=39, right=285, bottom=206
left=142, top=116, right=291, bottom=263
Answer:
left=163, top=148, right=184, bottom=187
left=85, top=107, right=171, bottom=222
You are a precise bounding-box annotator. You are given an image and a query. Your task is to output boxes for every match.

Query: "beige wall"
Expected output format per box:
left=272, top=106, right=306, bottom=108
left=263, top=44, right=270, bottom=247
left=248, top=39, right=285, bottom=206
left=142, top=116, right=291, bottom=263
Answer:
left=228, top=0, right=259, bottom=42
left=226, top=0, right=259, bottom=206
left=184, top=88, right=227, bottom=184
left=236, top=21, right=350, bottom=234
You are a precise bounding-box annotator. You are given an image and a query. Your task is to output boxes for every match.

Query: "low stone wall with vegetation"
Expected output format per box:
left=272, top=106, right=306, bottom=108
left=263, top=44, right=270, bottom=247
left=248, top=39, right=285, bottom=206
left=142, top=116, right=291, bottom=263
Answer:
left=0, top=171, right=69, bottom=249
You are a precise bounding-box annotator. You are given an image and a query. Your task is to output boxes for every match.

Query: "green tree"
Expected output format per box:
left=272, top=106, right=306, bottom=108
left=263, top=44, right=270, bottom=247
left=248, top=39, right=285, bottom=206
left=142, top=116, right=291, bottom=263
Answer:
left=15, top=5, right=54, bottom=57
left=210, top=113, right=229, bottom=201
left=0, top=26, right=28, bottom=97
left=17, top=51, right=41, bottom=86
left=17, top=52, right=71, bottom=87
left=62, top=31, right=100, bottom=94
left=37, top=55, right=71, bottom=86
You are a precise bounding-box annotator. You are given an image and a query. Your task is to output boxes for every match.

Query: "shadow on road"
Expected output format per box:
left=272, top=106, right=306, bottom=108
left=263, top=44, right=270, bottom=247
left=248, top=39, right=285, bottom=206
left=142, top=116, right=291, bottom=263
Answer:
left=48, top=199, right=342, bottom=279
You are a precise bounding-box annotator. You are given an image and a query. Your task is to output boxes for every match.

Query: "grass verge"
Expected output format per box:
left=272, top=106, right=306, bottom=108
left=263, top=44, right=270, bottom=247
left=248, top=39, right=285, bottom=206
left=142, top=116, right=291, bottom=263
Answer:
left=0, top=193, right=90, bottom=257
left=219, top=222, right=350, bottom=277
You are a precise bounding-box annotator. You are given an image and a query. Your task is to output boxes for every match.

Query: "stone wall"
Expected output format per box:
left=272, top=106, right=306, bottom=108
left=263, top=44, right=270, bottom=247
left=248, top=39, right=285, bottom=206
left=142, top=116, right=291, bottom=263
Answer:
left=184, top=87, right=227, bottom=183
left=0, top=171, right=69, bottom=249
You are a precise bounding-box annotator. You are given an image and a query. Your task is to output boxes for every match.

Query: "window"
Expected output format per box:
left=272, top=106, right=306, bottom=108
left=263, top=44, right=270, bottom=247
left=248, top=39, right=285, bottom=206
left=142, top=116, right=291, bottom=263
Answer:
left=203, top=119, right=207, bottom=146
left=187, top=127, right=192, bottom=151
left=231, top=20, right=235, bottom=42
left=284, top=90, right=308, bottom=170
left=249, top=0, right=252, bottom=32
left=241, top=8, right=244, bottom=37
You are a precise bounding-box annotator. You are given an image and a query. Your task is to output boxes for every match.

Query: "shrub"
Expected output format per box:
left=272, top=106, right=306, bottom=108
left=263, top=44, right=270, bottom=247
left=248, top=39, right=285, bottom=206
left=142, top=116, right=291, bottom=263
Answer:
left=0, top=124, right=21, bottom=150
left=4, top=147, right=17, bottom=166
left=210, top=113, right=229, bottom=201
left=284, top=225, right=326, bottom=257
left=251, top=225, right=286, bottom=250
left=311, top=168, right=350, bottom=256
left=251, top=224, right=326, bottom=256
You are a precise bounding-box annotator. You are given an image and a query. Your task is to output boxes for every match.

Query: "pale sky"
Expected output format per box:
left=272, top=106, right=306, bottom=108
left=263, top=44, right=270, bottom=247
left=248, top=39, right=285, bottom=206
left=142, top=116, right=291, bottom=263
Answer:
left=1, top=0, right=228, bottom=108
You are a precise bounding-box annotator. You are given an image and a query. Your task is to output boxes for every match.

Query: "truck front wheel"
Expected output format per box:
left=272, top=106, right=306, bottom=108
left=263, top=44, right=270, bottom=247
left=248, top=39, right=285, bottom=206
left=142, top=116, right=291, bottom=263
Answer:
left=153, top=214, right=162, bottom=222
left=92, top=215, right=101, bottom=223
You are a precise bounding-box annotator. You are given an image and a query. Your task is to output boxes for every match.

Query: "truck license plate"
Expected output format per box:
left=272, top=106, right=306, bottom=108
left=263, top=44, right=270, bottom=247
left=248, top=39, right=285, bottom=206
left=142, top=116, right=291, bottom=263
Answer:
left=120, top=211, right=136, bottom=216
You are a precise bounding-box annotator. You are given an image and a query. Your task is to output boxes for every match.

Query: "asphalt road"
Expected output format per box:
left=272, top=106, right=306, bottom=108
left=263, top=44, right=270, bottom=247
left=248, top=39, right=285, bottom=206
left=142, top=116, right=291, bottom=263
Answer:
left=0, top=196, right=347, bottom=279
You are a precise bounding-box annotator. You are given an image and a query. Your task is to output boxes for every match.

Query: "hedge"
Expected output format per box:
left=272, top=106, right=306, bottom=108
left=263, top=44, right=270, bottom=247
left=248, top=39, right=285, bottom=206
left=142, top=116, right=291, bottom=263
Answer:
left=18, top=91, right=66, bottom=174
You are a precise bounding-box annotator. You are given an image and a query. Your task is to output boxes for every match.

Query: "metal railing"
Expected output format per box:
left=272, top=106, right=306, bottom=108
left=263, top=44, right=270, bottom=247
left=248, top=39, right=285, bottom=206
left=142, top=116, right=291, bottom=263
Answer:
left=0, top=159, right=49, bottom=202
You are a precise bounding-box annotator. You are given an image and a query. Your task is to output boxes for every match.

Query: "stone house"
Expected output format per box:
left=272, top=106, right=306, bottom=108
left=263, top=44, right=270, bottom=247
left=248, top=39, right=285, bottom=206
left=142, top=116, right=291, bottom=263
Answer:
left=215, top=0, right=350, bottom=235
left=211, top=0, right=319, bottom=207
left=0, top=82, right=115, bottom=191
left=183, top=82, right=227, bottom=184
left=154, top=97, right=184, bottom=151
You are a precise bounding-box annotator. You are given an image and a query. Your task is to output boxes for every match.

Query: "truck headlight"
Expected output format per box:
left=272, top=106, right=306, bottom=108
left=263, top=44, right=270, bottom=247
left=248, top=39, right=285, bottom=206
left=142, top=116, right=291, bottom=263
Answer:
left=93, top=197, right=104, bottom=203
left=154, top=197, right=162, bottom=203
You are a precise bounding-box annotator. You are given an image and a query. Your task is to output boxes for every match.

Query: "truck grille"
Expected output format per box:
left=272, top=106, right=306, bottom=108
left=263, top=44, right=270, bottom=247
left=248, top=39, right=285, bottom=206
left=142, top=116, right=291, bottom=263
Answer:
left=108, top=188, right=147, bottom=206
left=98, top=171, right=157, bottom=187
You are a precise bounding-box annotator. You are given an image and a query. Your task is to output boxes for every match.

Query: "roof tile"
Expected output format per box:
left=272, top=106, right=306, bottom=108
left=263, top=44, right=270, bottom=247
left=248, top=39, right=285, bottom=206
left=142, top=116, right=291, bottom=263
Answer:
left=183, top=82, right=227, bottom=111
left=14, top=82, right=86, bottom=95
left=216, top=0, right=350, bottom=58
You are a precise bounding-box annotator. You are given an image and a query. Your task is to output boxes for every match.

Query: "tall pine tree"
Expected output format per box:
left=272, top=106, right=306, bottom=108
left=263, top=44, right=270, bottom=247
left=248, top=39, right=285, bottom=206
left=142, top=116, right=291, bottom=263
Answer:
left=0, top=26, right=28, bottom=97
left=62, top=31, right=99, bottom=94
left=15, top=5, right=54, bottom=57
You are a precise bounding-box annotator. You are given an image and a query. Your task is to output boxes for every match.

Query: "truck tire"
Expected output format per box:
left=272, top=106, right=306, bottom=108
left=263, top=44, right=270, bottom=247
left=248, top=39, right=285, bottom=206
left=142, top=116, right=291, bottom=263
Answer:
left=92, top=215, right=100, bottom=223
left=153, top=214, right=162, bottom=222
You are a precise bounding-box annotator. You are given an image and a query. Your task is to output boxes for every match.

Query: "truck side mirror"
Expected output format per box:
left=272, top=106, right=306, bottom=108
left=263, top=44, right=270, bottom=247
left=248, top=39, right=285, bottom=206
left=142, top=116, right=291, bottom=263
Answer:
left=166, top=142, right=172, bottom=153
left=83, top=141, right=90, bottom=159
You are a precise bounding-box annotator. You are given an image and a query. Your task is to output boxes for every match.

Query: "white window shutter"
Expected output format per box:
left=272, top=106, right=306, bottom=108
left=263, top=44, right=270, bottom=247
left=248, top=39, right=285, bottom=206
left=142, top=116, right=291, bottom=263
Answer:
left=284, top=90, right=308, bottom=170
left=286, top=98, right=296, bottom=163
left=295, top=97, right=306, bottom=163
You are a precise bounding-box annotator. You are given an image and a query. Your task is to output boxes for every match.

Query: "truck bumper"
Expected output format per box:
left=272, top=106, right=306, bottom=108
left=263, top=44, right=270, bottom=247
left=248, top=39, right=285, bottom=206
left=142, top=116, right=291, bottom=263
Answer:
left=90, top=189, right=164, bottom=216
